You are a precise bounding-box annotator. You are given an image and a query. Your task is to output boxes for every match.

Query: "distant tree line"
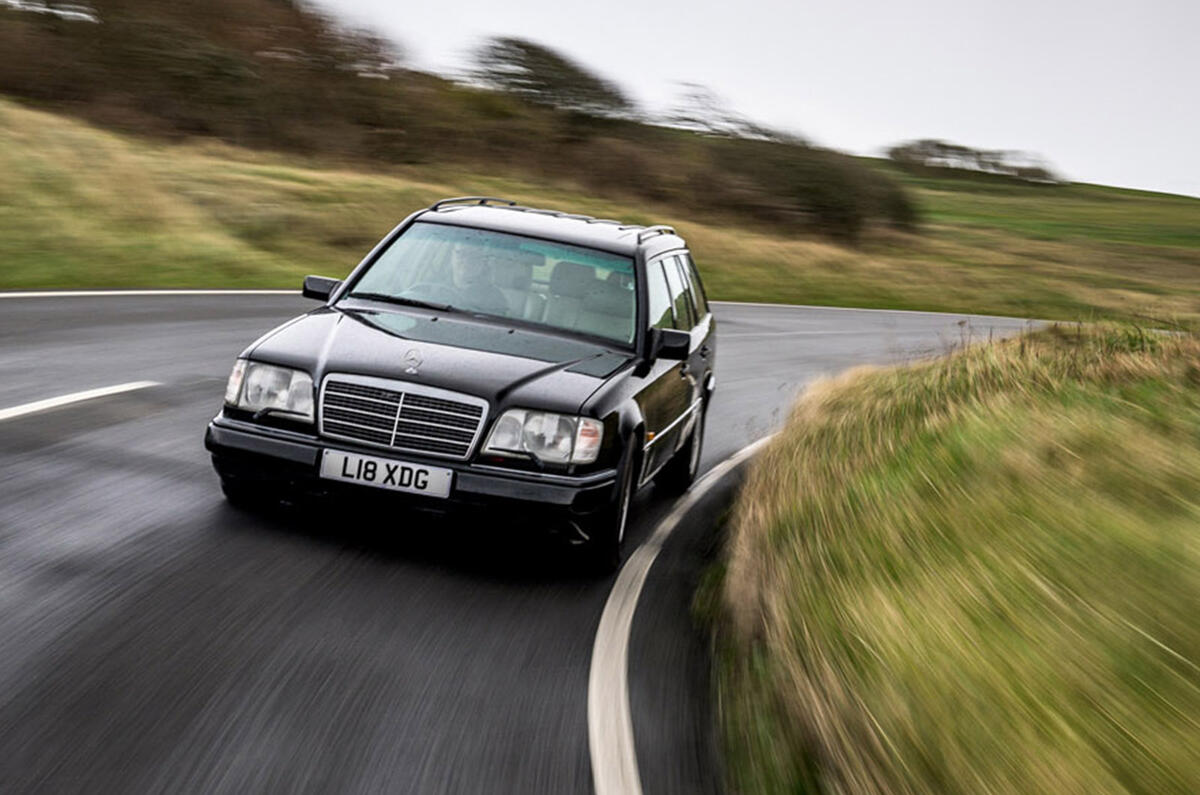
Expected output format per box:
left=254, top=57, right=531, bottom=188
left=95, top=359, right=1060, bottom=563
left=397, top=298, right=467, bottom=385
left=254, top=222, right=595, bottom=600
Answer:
left=888, top=139, right=1061, bottom=184
left=0, top=0, right=918, bottom=242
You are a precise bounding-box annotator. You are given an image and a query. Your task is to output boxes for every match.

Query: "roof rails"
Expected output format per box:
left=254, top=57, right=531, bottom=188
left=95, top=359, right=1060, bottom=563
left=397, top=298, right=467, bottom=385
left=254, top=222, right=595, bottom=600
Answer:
left=426, top=197, right=679, bottom=243
left=637, top=225, right=677, bottom=243
left=428, top=196, right=519, bottom=211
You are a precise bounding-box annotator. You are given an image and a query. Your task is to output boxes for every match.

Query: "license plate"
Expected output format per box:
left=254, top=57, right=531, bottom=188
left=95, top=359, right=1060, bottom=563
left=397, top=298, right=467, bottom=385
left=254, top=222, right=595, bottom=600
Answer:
left=319, top=449, right=453, bottom=499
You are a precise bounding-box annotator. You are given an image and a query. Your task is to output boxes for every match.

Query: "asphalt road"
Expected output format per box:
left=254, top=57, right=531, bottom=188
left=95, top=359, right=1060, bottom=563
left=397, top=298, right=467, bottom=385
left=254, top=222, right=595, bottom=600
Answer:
left=0, top=294, right=1032, bottom=794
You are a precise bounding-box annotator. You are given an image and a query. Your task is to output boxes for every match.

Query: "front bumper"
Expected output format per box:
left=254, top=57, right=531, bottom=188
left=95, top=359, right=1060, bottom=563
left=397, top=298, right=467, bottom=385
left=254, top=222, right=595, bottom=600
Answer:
left=204, top=415, right=619, bottom=517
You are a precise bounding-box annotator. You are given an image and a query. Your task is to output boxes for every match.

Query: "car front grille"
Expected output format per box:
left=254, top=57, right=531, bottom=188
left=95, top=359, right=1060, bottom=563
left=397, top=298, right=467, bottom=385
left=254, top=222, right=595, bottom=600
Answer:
left=319, top=376, right=488, bottom=460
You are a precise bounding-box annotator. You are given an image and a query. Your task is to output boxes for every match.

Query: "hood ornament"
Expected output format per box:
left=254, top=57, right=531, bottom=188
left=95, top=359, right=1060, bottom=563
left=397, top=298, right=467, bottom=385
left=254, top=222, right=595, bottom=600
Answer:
left=403, top=348, right=423, bottom=375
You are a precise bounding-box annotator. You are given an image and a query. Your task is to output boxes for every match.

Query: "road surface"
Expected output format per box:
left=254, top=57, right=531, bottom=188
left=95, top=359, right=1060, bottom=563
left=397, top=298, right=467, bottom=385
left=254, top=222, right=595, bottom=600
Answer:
left=0, top=294, right=1031, bottom=794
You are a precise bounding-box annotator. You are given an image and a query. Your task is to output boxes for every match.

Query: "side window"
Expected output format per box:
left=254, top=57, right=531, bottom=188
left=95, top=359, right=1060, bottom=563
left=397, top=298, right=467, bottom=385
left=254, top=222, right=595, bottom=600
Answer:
left=668, top=255, right=701, bottom=321
left=680, top=254, right=709, bottom=317
left=646, top=259, right=674, bottom=330
left=661, top=255, right=695, bottom=329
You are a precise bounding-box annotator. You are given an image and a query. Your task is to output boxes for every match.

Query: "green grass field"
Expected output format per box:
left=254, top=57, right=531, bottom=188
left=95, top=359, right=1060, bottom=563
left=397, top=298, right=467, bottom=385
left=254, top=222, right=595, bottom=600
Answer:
left=2, top=98, right=1198, bottom=326
left=713, top=325, right=1200, bottom=794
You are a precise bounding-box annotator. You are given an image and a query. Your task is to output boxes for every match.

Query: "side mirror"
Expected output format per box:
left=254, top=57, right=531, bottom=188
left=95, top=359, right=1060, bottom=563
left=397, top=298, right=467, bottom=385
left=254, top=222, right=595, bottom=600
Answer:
left=651, top=328, right=691, bottom=361
left=302, top=275, right=342, bottom=301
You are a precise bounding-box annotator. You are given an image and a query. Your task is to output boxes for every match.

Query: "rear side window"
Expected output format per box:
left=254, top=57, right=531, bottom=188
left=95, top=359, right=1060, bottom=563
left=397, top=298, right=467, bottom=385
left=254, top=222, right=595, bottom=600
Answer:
left=680, top=254, right=709, bottom=317
left=667, top=255, right=702, bottom=321
left=645, top=259, right=674, bottom=329
left=661, top=255, right=695, bottom=329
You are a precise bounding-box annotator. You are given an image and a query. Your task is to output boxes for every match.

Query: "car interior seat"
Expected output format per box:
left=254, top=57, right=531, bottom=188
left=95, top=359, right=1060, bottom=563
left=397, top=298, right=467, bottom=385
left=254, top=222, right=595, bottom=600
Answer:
left=605, top=270, right=634, bottom=290
left=492, top=250, right=547, bottom=320
left=544, top=261, right=595, bottom=330
left=578, top=280, right=634, bottom=342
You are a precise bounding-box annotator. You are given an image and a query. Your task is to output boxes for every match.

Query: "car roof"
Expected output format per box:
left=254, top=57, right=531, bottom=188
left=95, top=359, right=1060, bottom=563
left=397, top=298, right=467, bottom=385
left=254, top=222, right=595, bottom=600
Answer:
left=415, top=200, right=687, bottom=259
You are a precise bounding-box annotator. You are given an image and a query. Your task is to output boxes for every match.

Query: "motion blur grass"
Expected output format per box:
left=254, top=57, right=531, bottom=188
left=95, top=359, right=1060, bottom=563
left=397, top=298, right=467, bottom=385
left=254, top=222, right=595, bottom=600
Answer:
left=2, top=98, right=1198, bottom=326
left=716, top=325, right=1200, bottom=793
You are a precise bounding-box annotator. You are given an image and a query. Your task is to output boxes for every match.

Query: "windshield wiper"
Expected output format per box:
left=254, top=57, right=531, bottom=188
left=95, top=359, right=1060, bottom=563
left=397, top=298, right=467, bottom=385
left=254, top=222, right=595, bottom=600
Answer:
left=345, top=292, right=457, bottom=313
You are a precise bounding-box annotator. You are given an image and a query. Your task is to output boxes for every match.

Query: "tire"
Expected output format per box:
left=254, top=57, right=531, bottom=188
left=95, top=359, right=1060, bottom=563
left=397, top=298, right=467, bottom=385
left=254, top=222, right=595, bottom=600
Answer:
left=580, top=443, right=636, bottom=574
left=654, top=400, right=706, bottom=496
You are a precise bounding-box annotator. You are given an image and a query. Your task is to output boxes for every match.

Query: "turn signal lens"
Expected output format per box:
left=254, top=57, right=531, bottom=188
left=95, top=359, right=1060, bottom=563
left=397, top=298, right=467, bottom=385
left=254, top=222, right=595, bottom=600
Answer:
left=573, top=418, right=603, bottom=464
left=224, top=359, right=247, bottom=405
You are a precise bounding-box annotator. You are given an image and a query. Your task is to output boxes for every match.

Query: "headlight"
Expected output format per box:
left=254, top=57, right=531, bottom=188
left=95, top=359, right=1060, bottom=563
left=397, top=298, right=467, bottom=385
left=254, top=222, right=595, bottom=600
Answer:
left=482, top=409, right=603, bottom=465
left=224, top=359, right=314, bottom=422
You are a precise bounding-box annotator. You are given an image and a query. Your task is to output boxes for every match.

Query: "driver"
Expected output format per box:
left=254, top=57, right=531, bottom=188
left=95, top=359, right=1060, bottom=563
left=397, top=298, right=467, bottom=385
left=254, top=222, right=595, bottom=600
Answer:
left=449, top=246, right=511, bottom=316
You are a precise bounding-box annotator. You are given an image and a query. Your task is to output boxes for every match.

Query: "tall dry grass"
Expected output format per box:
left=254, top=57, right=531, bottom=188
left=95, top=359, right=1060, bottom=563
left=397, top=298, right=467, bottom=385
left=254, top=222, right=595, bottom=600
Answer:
left=718, top=326, right=1200, bottom=794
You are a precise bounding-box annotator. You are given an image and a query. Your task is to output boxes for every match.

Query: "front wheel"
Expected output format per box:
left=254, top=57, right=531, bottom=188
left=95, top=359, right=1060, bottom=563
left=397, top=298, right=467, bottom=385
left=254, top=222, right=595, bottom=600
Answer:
left=579, top=445, right=636, bottom=573
left=654, top=401, right=706, bottom=495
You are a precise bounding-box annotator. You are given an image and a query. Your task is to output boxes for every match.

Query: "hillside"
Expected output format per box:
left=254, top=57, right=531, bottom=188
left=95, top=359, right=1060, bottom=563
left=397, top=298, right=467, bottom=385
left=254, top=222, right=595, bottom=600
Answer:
left=0, top=0, right=910, bottom=241
left=1, top=98, right=1198, bottom=327
left=716, top=325, right=1200, bottom=793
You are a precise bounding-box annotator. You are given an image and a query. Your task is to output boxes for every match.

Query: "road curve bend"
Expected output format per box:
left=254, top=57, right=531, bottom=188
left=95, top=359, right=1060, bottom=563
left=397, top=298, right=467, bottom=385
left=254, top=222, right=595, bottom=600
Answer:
left=0, top=293, right=1031, bottom=794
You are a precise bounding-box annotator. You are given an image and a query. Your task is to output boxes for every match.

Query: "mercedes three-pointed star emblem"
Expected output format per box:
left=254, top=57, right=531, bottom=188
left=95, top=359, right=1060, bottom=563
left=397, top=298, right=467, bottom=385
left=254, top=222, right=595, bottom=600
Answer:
left=403, top=348, right=423, bottom=375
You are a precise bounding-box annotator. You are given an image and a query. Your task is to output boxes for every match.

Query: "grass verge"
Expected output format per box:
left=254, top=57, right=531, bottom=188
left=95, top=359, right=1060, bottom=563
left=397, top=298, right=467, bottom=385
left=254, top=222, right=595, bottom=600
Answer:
left=2, top=98, right=1198, bottom=326
left=716, top=325, right=1200, bottom=793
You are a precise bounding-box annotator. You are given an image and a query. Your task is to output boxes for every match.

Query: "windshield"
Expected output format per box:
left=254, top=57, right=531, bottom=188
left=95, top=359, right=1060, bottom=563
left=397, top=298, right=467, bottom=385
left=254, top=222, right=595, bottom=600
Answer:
left=347, top=222, right=637, bottom=345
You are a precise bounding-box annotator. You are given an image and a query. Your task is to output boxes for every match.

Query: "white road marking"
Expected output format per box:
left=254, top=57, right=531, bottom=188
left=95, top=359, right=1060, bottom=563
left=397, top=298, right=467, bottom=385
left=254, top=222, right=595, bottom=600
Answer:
left=0, top=291, right=1020, bottom=318
left=0, top=381, right=161, bottom=422
left=588, top=434, right=775, bottom=795
left=0, top=290, right=297, bottom=299
left=712, top=298, right=1035, bottom=321
left=722, top=329, right=874, bottom=338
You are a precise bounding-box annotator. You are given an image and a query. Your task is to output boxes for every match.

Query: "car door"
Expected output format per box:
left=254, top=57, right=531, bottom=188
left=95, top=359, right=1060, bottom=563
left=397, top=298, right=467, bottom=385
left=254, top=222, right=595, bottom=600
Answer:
left=636, top=255, right=691, bottom=482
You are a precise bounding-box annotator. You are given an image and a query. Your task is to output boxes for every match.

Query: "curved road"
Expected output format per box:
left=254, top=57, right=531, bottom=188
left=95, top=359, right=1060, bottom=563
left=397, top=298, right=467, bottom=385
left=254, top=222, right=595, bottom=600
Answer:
left=0, top=294, right=1031, bottom=794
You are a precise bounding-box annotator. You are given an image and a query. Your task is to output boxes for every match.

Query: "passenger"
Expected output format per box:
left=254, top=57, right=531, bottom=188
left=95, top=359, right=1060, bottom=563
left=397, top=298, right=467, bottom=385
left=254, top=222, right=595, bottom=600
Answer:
left=449, top=246, right=510, bottom=316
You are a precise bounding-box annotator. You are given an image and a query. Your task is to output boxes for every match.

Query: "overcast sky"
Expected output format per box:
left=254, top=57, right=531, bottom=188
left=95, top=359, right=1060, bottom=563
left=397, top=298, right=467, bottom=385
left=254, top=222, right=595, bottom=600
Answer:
left=311, top=0, right=1199, bottom=197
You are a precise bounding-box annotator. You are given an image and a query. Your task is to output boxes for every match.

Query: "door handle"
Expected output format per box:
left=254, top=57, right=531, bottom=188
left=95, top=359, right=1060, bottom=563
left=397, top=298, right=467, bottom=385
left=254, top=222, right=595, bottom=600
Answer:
left=699, top=345, right=711, bottom=358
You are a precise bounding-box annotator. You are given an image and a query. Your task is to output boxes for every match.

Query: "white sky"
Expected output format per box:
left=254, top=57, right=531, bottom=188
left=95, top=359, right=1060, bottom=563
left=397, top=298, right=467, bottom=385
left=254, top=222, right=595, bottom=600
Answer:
left=311, top=0, right=1199, bottom=197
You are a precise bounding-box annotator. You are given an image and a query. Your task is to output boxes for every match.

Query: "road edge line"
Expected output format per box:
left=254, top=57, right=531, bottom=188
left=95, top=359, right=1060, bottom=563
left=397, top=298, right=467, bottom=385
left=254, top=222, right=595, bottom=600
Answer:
left=0, top=381, right=162, bottom=422
left=0, top=290, right=297, bottom=299
left=0, top=292, right=1031, bottom=326
left=587, top=434, right=776, bottom=795
left=711, top=299, right=1039, bottom=322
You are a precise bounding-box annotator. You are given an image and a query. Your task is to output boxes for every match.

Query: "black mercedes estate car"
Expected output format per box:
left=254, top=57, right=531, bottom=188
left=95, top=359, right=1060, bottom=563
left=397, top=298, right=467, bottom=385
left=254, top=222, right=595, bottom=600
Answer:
left=205, top=197, right=715, bottom=568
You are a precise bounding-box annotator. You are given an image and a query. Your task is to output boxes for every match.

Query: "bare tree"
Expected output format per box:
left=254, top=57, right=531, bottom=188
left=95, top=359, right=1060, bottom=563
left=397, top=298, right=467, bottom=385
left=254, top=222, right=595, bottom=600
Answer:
left=664, top=82, right=801, bottom=142
left=326, top=27, right=405, bottom=79
left=471, top=37, right=634, bottom=118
